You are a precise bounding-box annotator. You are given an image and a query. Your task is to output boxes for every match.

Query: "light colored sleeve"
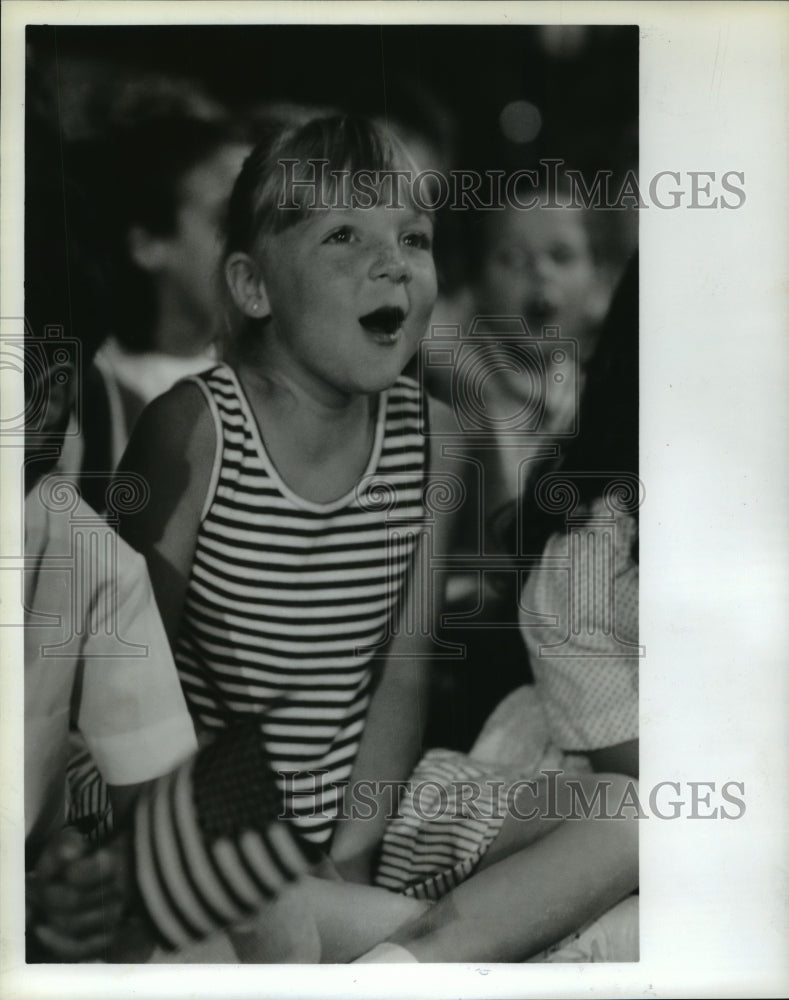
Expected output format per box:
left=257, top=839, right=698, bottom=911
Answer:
left=77, top=527, right=197, bottom=786
left=520, top=511, right=639, bottom=752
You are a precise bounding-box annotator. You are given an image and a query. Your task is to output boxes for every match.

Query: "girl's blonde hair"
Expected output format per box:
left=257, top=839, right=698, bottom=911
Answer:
left=224, top=114, right=421, bottom=256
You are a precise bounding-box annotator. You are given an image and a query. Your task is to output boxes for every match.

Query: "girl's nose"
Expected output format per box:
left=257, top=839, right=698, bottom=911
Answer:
left=370, top=244, right=411, bottom=283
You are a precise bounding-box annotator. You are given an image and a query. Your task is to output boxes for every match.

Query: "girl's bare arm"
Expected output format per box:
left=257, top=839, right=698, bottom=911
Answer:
left=115, top=381, right=216, bottom=645
left=330, top=397, right=463, bottom=881
left=329, top=540, right=435, bottom=882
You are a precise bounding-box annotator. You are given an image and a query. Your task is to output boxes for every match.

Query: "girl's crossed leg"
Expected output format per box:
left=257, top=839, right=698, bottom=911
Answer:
left=229, top=771, right=638, bottom=963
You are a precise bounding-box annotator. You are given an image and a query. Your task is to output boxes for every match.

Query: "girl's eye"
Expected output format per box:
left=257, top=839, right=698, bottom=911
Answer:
left=324, top=226, right=355, bottom=245
left=402, top=231, right=432, bottom=251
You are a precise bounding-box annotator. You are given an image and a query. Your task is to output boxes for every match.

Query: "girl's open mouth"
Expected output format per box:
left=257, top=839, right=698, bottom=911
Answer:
left=359, top=306, right=406, bottom=340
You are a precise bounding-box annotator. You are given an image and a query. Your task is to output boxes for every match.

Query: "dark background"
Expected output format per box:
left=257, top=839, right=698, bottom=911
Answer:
left=27, top=23, right=638, bottom=176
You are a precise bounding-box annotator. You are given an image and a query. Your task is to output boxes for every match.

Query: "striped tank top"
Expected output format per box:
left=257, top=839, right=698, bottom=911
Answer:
left=175, top=364, right=427, bottom=846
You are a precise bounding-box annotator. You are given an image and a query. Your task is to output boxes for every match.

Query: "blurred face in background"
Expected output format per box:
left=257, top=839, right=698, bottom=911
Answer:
left=148, top=141, right=250, bottom=336
left=476, top=205, right=607, bottom=362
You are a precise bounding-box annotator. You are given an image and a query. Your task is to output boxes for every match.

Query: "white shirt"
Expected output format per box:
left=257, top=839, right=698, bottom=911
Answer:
left=93, top=336, right=217, bottom=468
left=24, top=487, right=197, bottom=855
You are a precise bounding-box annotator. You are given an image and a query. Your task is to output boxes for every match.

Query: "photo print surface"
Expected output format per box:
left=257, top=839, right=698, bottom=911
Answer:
left=7, top=7, right=786, bottom=996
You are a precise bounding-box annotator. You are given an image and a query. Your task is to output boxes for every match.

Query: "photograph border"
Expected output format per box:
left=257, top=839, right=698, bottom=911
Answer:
left=2, top=2, right=788, bottom=998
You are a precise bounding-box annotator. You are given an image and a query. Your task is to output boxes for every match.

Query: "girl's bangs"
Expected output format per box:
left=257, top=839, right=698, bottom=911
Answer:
left=270, top=117, right=423, bottom=228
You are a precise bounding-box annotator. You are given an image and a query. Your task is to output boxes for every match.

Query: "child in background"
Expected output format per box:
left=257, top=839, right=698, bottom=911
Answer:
left=434, top=254, right=641, bottom=961
left=78, top=114, right=250, bottom=507
left=469, top=185, right=615, bottom=518
left=475, top=186, right=612, bottom=364
left=420, top=182, right=623, bottom=746
left=112, top=115, right=637, bottom=962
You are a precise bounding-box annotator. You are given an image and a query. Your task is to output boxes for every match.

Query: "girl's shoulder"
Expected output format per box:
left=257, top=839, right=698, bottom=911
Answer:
left=125, top=373, right=218, bottom=472
left=117, top=375, right=221, bottom=554
left=142, top=373, right=212, bottom=425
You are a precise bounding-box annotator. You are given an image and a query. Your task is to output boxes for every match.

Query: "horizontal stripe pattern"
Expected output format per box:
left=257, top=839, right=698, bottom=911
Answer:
left=66, top=742, right=113, bottom=844
left=133, top=727, right=310, bottom=950
left=175, top=365, right=426, bottom=845
left=374, top=749, right=507, bottom=901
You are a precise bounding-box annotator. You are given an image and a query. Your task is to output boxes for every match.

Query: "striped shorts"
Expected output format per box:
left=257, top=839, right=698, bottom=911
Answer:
left=374, top=749, right=508, bottom=901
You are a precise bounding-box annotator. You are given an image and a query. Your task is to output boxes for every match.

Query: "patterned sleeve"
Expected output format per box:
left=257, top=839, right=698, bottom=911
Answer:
left=520, top=507, right=639, bottom=752
left=133, top=725, right=318, bottom=951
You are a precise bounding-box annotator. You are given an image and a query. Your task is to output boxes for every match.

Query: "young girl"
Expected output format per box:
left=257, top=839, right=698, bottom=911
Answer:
left=118, top=115, right=442, bottom=861
left=116, top=115, right=638, bottom=962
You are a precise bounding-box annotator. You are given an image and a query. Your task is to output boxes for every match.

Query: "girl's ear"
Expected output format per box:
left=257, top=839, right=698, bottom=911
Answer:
left=225, top=252, right=271, bottom=320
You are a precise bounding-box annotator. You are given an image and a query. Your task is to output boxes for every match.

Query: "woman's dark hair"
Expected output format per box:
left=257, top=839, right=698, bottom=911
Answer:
left=517, top=250, right=639, bottom=558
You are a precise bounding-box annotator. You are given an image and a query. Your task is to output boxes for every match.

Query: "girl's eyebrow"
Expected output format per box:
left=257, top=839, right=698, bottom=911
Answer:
left=295, top=207, right=348, bottom=233
left=307, top=207, right=355, bottom=225
left=401, top=207, right=435, bottom=227
left=309, top=206, right=434, bottom=226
